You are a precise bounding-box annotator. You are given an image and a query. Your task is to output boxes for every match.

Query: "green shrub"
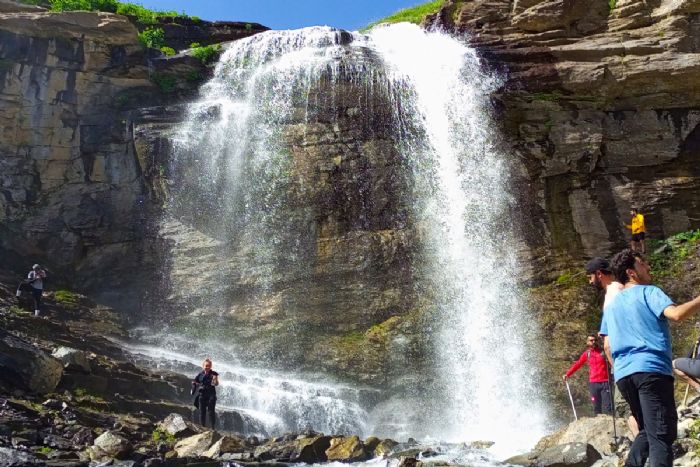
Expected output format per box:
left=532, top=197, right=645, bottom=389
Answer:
left=138, top=26, right=165, bottom=49
left=54, top=289, right=79, bottom=304
left=50, top=0, right=118, bottom=12
left=37, top=447, right=53, bottom=455
left=151, top=428, right=176, bottom=444
left=116, top=2, right=157, bottom=23
left=0, top=59, right=14, bottom=71
left=609, top=0, right=617, bottom=10
left=8, top=305, right=26, bottom=315
left=185, top=70, right=203, bottom=82
left=160, top=46, right=176, bottom=56
left=363, top=0, right=444, bottom=31
left=151, top=73, right=177, bottom=93
left=190, top=43, right=222, bottom=64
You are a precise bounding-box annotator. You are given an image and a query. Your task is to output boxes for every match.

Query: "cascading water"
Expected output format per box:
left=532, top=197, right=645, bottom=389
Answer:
left=143, top=23, right=549, bottom=461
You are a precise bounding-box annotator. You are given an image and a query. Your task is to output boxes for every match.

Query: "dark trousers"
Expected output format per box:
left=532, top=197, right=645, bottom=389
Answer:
left=617, top=373, right=677, bottom=467
left=199, top=393, right=216, bottom=429
left=31, top=287, right=43, bottom=311
left=589, top=381, right=612, bottom=415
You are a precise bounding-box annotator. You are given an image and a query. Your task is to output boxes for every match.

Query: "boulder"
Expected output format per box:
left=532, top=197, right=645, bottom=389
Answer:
left=92, top=430, right=132, bottom=459
left=535, top=416, right=628, bottom=456
left=0, top=329, right=63, bottom=394
left=0, top=447, right=40, bottom=466
left=397, top=457, right=422, bottom=467
left=326, top=435, right=368, bottom=462
left=295, top=435, right=332, bottom=463
left=374, top=438, right=398, bottom=456
left=174, top=430, right=221, bottom=458
left=52, top=347, right=91, bottom=373
left=253, top=435, right=328, bottom=463
left=364, top=436, right=380, bottom=452
left=157, top=413, right=201, bottom=438
left=202, top=435, right=249, bottom=458
left=506, top=442, right=602, bottom=467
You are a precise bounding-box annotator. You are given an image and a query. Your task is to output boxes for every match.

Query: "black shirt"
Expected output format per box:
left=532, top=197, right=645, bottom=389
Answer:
left=193, top=370, right=219, bottom=395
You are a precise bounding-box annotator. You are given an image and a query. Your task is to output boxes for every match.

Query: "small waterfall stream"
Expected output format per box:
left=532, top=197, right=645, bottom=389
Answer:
left=143, top=24, right=548, bottom=461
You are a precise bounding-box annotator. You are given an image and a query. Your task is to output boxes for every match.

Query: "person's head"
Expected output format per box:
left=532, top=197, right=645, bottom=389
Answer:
left=630, top=207, right=638, bottom=216
left=32, top=264, right=40, bottom=271
left=202, top=358, right=213, bottom=372
left=586, top=334, right=599, bottom=349
left=585, top=257, right=614, bottom=290
left=611, top=249, right=651, bottom=285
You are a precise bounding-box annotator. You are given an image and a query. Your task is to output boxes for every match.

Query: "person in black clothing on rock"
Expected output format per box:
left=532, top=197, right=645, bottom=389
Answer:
left=192, top=358, right=219, bottom=428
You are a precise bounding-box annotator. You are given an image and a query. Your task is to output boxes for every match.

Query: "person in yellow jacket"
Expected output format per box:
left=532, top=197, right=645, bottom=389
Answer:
left=626, top=208, right=646, bottom=253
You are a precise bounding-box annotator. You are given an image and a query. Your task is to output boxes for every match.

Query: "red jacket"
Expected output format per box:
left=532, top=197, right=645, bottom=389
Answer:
left=565, top=347, right=609, bottom=383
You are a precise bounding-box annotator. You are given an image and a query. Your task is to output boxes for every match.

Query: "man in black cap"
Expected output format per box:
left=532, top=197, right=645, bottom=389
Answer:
left=586, top=257, right=624, bottom=311
left=585, top=256, right=638, bottom=436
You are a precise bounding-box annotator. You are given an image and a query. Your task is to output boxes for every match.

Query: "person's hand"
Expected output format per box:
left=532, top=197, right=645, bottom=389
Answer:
left=562, top=375, right=567, bottom=381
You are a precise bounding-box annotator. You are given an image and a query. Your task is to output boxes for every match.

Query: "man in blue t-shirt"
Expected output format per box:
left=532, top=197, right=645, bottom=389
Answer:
left=600, top=249, right=700, bottom=467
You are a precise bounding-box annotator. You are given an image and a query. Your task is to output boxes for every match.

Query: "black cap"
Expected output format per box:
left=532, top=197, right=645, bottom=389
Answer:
left=585, top=257, right=611, bottom=274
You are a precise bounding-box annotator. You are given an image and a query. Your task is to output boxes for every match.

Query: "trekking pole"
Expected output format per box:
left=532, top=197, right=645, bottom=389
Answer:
left=682, top=337, right=700, bottom=406
left=565, top=379, right=578, bottom=421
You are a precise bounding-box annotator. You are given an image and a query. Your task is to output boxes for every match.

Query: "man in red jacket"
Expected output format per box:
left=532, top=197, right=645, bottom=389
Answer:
left=563, top=334, right=612, bottom=415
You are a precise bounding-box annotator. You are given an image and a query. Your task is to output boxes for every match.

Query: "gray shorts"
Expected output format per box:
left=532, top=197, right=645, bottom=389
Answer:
left=674, top=358, right=700, bottom=380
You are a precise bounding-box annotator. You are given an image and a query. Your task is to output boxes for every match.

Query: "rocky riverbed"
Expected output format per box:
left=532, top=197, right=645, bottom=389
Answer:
left=4, top=265, right=700, bottom=467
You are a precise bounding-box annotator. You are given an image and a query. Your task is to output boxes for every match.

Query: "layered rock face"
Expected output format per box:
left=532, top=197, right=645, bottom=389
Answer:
left=430, top=0, right=700, bottom=279
left=147, top=38, right=427, bottom=385
left=0, top=3, right=264, bottom=307
left=0, top=6, right=156, bottom=298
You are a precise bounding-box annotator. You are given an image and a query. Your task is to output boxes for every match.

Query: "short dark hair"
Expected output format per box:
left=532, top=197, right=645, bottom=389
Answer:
left=611, top=248, right=643, bottom=284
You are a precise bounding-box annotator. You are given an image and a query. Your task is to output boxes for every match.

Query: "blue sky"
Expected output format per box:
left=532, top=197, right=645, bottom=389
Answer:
left=134, top=0, right=427, bottom=31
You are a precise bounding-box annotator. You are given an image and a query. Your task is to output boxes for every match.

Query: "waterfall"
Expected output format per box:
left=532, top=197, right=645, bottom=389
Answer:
left=365, top=24, right=547, bottom=453
left=148, top=23, right=548, bottom=459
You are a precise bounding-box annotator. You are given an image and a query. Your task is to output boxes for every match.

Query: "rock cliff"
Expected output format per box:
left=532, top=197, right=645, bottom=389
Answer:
left=2, top=0, right=700, bottom=394
left=428, top=0, right=700, bottom=279
left=0, top=1, right=265, bottom=308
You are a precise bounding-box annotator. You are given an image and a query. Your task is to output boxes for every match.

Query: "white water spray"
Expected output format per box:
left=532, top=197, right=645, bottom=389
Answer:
left=153, top=23, right=548, bottom=460
left=365, top=24, right=547, bottom=454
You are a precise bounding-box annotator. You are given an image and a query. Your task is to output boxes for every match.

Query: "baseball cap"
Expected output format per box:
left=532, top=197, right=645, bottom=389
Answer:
left=585, top=257, right=611, bottom=274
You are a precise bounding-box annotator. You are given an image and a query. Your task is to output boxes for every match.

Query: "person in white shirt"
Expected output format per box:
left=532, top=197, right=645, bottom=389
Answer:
left=27, top=264, right=47, bottom=317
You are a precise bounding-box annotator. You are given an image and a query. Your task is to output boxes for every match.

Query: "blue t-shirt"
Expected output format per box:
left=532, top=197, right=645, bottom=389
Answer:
left=600, top=285, right=674, bottom=381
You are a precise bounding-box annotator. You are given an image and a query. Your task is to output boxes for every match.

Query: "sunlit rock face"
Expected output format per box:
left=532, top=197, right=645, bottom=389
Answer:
left=430, top=0, right=700, bottom=280
left=0, top=10, right=151, bottom=290
left=0, top=6, right=262, bottom=307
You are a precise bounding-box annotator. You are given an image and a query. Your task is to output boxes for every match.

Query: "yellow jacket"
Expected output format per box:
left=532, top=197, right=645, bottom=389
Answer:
left=627, top=214, right=645, bottom=234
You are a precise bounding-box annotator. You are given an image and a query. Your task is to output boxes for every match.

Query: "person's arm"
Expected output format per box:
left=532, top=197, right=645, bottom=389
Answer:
left=564, top=352, right=587, bottom=379
left=212, top=373, right=219, bottom=386
left=663, top=296, right=700, bottom=322
left=603, top=336, right=613, bottom=366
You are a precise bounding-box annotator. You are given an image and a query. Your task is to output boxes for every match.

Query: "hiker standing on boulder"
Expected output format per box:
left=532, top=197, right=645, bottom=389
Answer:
left=563, top=334, right=612, bottom=415
left=601, top=249, right=700, bottom=467
left=27, top=264, right=47, bottom=317
left=192, top=358, right=219, bottom=429
left=585, top=257, right=639, bottom=435
left=625, top=208, right=646, bottom=254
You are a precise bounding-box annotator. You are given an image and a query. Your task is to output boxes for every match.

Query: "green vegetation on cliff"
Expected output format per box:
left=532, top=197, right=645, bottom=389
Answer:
left=19, top=0, right=193, bottom=23
left=362, top=0, right=444, bottom=31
